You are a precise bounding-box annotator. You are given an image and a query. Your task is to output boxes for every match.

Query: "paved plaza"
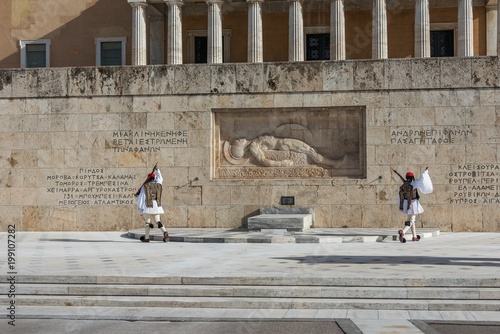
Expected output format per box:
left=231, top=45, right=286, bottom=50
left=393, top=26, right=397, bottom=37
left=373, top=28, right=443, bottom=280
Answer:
left=0, top=230, right=499, bottom=333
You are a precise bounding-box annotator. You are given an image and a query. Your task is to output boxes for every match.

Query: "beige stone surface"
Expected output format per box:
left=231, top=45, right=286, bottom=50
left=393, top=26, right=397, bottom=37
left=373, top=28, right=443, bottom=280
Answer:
left=411, top=58, right=441, bottom=89
left=353, top=60, right=385, bottom=90
left=148, top=66, right=174, bottom=95
left=471, top=57, right=499, bottom=87
left=235, top=63, right=265, bottom=93
left=482, top=205, right=500, bottom=232
left=451, top=205, right=484, bottom=232
left=188, top=206, right=216, bottom=228
left=0, top=59, right=499, bottom=232
left=440, top=58, right=471, bottom=88
left=330, top=205, right=363, bottom=228
left=0, top=71, right=12, bottom=98
left=323, top=61, right=354, bottom=91
left=420, top=205, right=453, bottom=232
left=162, top=205, right=188, bottom=228
left=362, top=204, right=392, bottom=228
left=0, top=205, right=20, bottom=230
left=215, top=205, right=245, bottom=228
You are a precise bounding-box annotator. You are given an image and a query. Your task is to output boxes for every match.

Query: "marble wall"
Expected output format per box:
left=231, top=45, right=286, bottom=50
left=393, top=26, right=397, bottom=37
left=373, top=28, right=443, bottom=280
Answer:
left=0, top=57, right=499, bottom=232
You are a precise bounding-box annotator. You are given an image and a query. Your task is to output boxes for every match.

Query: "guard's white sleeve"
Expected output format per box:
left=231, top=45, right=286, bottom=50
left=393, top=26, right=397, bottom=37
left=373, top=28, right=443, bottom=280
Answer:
left=136, top=187, right=146, bottom=211
left=411, top=169, right=433, bottom=194
left=155, top=169, right=163, bottom=185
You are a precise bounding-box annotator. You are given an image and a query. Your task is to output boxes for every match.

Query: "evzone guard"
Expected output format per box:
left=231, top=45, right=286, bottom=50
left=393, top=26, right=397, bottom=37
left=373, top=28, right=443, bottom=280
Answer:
left=135, top=164, right=169, bottom=242
left=393, top=167, right=433, bottom=243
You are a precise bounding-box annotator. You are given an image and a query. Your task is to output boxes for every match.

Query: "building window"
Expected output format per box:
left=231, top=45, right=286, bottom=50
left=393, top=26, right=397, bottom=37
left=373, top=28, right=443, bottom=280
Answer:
left=430, top=30, right=454, bottom=57
left=187, top=30, right=231, bottom=63
left=429, top=23, right=457, bottom=58
left=19, top=39, right=51, bottom=68
left=195, top=36, right=208, bottom=63
left=306, top=34, right=330, bottom=60
left=304, top=26, right=330, bottom=61
left=95, top=37, right=126, bottom=66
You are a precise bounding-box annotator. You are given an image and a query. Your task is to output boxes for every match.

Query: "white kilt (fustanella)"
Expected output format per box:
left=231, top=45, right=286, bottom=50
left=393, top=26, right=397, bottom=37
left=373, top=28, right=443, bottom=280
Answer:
left=400, top=199, right=424, bottom=215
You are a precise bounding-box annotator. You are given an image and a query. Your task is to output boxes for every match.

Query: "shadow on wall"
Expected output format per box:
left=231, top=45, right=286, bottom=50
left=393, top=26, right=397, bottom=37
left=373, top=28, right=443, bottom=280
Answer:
left=1, top=0, right=133, bottom=68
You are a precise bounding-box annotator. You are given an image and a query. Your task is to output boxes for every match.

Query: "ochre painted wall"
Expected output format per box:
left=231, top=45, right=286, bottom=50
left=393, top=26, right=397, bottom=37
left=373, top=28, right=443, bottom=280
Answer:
left=0, top=0, right=132, bottom=68
left=0, top=2, right=491, bottom=68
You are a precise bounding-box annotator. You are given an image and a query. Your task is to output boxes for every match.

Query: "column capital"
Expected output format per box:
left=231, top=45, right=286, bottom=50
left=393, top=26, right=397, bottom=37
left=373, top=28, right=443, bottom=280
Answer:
left=128, top=0, right=148, bottom=7
left=247, top=0, right=263, bottom=4
left=206, top=0, right=223, bottom=4
left=287, top=0, right=303, bottom=2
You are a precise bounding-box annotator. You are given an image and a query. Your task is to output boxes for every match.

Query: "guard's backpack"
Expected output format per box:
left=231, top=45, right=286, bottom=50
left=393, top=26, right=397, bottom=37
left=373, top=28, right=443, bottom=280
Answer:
left=399, top=182, right=419, bottom=210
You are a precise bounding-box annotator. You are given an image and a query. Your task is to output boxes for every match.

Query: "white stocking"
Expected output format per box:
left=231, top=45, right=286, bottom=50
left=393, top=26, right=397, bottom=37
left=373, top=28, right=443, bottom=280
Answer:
left=144, top=218, right=151, bottom=238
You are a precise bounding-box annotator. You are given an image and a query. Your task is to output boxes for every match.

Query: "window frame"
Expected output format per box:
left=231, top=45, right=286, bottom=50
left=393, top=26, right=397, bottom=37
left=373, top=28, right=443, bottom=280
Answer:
left=95, top=37, right=127, bottom=66
left=187, top=29, right=232, bottom=63
left=304, top=26, right=330, bottom=61
left=430, top=23, right=457, bottom=57
left=19, top=39, right=51, bottom=68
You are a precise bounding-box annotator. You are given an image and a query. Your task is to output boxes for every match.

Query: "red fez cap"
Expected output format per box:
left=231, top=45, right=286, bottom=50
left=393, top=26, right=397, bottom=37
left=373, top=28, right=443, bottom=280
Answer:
left=406, top=172, right=414, bottom=179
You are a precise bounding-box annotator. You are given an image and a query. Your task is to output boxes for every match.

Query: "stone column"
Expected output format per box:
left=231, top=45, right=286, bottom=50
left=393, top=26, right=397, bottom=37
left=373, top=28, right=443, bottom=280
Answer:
left=247, top=0, right=264, bottom=63
left=206, top=0, right=223, bottom=64
left=330, top=0, right=346, bottom=60
left=128, top=0, right=148, bottom=65
left=165, top=0, right=183, bottom=64
left=414, top=0, right=430, bottom=58
left=288, top=0, right=304, bottom=61
left=486, top=1, right=498, bottom=55
left=372, top=0, right=388, bottom=59
left=458, top=0, right=474, bottom=57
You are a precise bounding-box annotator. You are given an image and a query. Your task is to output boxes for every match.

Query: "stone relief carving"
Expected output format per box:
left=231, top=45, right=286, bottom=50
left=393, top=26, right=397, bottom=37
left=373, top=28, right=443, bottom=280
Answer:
left=214, top=107, right=365, bottom=179
left=224, top=134, right=347, bottom=168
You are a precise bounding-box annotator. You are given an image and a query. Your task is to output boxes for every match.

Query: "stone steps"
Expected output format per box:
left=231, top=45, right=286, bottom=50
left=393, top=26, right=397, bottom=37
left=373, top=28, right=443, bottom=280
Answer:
left=13, top=284, right=500, bottom=300
left=6, top=295, right=500, bottom=311
left=3, top=275, right=500, bottom=313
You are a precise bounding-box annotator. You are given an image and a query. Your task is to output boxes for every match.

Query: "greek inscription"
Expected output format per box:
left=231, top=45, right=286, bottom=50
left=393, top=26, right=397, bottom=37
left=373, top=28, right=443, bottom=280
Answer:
left=108, top=130, right=188, bottom=152
left=46, top=169, right=137, bottom=206
left=449, top=164, right=500, bottom=204
left=390, top=127, right=473, bottom=145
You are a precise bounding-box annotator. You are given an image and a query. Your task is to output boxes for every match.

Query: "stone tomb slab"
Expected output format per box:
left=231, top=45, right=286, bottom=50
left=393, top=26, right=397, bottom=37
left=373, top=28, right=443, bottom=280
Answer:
left=247, top=213, right=313, bottom=232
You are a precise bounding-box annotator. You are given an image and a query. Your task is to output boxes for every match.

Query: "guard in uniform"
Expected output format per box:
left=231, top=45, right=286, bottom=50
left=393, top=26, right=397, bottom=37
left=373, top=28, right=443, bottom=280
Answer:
left=394, top=167, right=432, bottom=243
left=135, top=166, right=169, bottom=242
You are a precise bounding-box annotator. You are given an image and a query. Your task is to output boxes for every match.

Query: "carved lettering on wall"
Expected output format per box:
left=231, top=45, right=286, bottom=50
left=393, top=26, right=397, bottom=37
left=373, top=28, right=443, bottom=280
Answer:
left=390, top=127, right=473, bottom=145
left=449, top=164, right=500, bottom=204
left=106, top=130, right=189, bottom=152
left=46, top=168, right=137, bottom=206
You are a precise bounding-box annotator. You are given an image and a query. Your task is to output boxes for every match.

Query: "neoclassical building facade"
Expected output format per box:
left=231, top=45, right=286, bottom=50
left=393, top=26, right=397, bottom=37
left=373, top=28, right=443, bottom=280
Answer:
left=127, top=0, right=500, bottom=65
left=1, top=0, right=499, bottom=68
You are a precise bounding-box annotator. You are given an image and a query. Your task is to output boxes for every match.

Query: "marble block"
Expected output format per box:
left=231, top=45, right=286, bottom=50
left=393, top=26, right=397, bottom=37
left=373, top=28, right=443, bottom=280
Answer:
left=248, top=213, right=313, bottom=231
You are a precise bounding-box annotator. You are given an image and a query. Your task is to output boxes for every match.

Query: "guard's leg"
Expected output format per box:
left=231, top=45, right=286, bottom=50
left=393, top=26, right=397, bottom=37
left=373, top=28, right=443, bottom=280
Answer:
left=403, top=216, right=414, bottom=235
left=409, top=215, right=420, bottom=241
left=140, top=218, right=152, bottom=242
left=399, top=219, right=412, bottom=243
left=156, top=215, right=169, bottom=242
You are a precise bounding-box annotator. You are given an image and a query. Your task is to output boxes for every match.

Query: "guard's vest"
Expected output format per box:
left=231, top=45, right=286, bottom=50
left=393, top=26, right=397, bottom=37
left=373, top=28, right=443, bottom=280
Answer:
left=399, top=182, right=419, bottom=210
left=144, top=182, right=162, bottom=208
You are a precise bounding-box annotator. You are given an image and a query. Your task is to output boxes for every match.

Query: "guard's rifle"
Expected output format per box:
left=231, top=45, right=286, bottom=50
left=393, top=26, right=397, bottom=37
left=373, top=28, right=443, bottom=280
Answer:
left=134, top=163, right=158, bottom=196
left=392, top=168, right=406, bottom=183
